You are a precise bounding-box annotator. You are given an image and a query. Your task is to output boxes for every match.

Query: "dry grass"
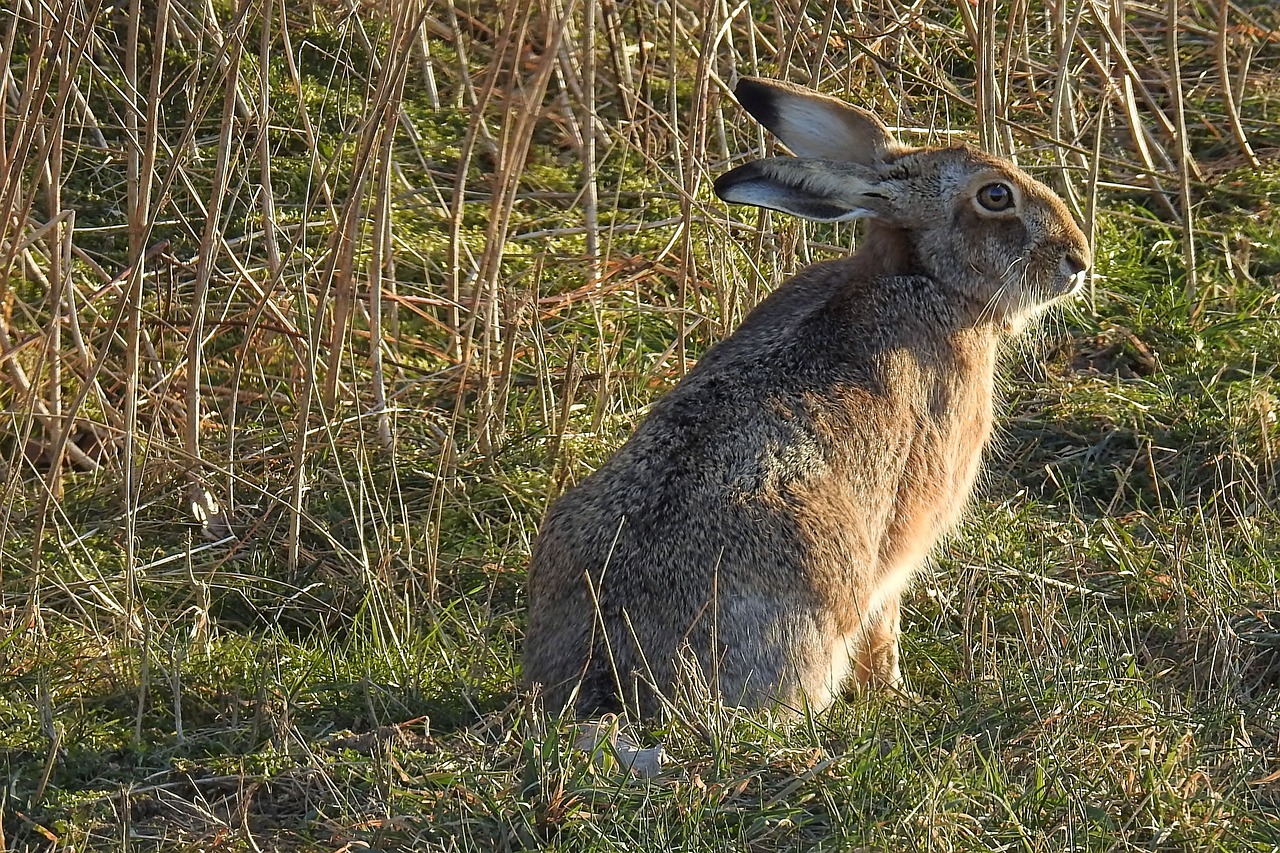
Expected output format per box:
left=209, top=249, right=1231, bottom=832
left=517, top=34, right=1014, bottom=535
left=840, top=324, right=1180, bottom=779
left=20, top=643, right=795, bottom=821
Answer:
left=2, top=0, right=1280, bottom=850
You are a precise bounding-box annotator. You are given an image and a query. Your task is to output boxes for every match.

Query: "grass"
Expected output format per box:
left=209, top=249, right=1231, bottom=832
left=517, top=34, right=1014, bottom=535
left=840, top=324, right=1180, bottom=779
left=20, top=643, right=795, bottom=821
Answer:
left=2, top=0, right=1280, bottom=850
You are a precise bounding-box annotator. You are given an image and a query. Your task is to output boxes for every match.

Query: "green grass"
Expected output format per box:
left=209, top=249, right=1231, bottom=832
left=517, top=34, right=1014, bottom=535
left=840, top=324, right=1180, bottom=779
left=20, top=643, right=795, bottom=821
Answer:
left=3, top=0, right=1280, bottom=850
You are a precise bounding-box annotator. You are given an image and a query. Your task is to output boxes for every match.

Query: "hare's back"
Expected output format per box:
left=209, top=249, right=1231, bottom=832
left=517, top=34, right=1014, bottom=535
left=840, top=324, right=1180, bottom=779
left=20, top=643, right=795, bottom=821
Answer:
left=529, top=264, right=922, bottom=593
left=522, top=385, right=819, bottom=713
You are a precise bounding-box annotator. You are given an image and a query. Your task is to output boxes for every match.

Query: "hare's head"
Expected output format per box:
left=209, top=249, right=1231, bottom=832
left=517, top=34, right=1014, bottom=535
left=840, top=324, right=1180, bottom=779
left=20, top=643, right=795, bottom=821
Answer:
left=714, top=78, right=1091, bottom=330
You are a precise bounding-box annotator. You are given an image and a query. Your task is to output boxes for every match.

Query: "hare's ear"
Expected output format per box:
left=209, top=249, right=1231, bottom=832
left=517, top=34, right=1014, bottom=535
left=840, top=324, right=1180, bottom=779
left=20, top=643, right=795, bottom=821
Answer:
left=734, top=77, right=899, bottom=166
left=714, top=158, right=895, bottom=222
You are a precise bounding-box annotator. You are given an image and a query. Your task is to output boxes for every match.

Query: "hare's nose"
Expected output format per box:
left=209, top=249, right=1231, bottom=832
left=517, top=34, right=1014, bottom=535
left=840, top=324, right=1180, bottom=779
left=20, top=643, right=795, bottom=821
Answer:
left=1063, top=251, right=1089, bottom=277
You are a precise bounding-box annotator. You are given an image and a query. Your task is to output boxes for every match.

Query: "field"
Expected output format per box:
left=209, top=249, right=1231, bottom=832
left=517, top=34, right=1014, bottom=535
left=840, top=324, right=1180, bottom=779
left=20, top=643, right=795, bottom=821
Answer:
left=2, top=0, right=1279, bottom=849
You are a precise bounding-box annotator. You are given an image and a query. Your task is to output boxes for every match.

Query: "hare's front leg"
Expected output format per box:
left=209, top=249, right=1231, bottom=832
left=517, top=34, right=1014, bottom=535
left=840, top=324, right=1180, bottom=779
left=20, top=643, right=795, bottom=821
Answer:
left=851, top=596, right=902, bottom=690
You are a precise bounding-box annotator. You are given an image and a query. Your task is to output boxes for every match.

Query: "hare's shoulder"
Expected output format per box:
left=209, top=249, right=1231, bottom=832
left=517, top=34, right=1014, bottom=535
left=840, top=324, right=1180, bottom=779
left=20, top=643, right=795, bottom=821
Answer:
left=734, top=258, right=861, bottom=330
left=548, top=267, right=942, bottom=523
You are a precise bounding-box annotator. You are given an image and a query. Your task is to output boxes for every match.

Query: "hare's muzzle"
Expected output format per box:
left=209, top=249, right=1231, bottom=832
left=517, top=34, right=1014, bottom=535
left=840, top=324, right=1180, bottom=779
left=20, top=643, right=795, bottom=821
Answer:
left=1059, top=250, right=1090, bottom=295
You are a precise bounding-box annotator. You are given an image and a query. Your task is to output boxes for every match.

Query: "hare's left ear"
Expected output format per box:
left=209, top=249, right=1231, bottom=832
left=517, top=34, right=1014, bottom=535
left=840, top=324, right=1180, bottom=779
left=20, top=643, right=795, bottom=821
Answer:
left=733, top=77, right=901, bottom=166
left=713, top=157, right=897, bottom=223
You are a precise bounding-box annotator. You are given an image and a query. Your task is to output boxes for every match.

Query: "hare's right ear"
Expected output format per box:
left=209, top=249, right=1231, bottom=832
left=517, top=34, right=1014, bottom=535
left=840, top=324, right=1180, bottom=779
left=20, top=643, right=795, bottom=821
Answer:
left=713, top=158, right=896, bottom=223
left=733, top=77, right=900, bottom=166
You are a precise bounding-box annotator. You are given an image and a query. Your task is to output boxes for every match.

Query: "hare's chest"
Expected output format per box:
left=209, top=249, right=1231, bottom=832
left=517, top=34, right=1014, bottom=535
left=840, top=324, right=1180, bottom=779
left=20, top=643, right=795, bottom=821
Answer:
left=882, top=396, right=994, bottom=571
left=937, top=405, right=994, bottom=526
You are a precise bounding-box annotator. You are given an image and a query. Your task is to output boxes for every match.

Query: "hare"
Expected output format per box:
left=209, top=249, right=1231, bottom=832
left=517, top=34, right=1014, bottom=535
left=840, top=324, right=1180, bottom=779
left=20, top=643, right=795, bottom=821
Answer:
left=522, top=77, right=1091, bottom=719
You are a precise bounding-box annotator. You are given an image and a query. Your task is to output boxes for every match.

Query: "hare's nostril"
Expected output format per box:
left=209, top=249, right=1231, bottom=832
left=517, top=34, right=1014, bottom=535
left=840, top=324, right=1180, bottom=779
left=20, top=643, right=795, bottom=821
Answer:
left=1063, top=252, right=1089, bottom=277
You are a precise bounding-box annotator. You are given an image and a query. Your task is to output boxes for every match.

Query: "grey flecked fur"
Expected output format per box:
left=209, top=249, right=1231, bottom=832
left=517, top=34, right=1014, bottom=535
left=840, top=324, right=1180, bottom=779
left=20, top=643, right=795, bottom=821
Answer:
left=522, top=77, right=1092, bottom=719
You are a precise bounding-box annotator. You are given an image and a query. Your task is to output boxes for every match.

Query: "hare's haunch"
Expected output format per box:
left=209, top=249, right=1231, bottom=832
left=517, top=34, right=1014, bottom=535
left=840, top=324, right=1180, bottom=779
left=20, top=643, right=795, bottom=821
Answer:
left=523, top=77, right=1091, bottom=718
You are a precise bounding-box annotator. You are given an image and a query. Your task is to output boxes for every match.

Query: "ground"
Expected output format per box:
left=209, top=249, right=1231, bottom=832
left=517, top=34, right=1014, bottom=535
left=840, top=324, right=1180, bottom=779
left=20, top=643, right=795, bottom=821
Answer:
left=1, top=1, right=1279, bottom=850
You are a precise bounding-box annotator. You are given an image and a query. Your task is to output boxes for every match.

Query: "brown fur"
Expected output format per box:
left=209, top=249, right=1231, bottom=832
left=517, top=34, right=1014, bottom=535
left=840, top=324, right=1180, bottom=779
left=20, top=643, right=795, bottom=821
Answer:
left=522, top=77, right=1091, bottom=718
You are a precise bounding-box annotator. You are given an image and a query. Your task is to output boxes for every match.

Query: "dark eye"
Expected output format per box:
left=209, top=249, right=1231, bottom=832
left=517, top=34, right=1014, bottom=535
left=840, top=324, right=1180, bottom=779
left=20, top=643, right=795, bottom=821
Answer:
left=976, top=182, right=1015, bottom=212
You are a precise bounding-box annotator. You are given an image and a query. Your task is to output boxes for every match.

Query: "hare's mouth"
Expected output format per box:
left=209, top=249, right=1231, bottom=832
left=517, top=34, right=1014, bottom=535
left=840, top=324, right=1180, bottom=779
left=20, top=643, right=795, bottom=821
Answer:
left=1063, top=268, right=1087, bottom=296
left=1042, top=260, right=1087, bottom=301
left=1057, top=254, right=1089, bottom=296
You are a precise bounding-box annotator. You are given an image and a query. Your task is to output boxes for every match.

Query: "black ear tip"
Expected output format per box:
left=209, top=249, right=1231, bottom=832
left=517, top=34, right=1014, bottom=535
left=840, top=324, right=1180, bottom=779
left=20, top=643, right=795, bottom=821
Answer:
left=734, top=77, right=768, bottom=98
left=732, top=77, right=779, bottom=128
left=712, top=167, right=747, bottom=201
left=712, top=162, right=764, bottom=201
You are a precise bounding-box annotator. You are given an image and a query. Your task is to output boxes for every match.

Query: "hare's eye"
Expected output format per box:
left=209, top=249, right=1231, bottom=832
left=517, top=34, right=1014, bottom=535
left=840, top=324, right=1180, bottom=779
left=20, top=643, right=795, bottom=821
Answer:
left=976, top=182, right=1015, bottom=212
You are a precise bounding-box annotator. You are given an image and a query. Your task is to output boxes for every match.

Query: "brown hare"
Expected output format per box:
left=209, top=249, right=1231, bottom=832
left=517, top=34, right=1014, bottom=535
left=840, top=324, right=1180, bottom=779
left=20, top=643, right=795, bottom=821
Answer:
left=523, top=77, right=1091, bottom=719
